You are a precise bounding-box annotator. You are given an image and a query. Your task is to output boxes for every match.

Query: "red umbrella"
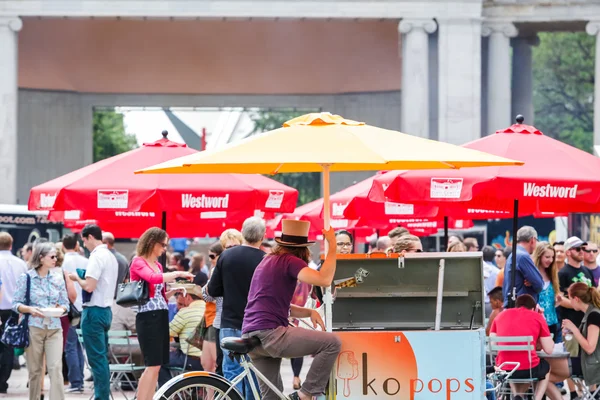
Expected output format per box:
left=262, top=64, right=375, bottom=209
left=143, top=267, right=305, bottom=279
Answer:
left=369, top=115, right=600, bottom=306
left=50, top=209, right=277, bottom=239
left=268, top=173, right=473, bottom=241
left=370, top=116, right=600, bottom=218
left=268, top=203, right=471, bottom=240
left=324, top=172, right=440, bottom=221
left=30, top=132, right=298, bottom=236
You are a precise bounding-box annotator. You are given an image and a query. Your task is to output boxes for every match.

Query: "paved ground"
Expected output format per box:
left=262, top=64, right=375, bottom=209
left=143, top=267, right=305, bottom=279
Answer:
left=1, top=359, right=577, bottom=399
left=1, top=358, right=307, bottom=399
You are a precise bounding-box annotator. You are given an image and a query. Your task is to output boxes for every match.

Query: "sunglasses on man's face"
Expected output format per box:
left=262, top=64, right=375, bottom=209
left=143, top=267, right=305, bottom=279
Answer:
left=209, top=254, right=216, bottom=260
left=572, top=247, right=583, bottom=252
left=584, top=248, right=599, bottom=254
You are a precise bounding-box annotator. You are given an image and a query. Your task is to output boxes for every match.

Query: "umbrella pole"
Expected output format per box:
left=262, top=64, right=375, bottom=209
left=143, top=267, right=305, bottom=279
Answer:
left=321, top=165, right=333, bottom=334
left=160, top=211, right=167, bottom=268
left=443, top=216, right=449, bottom=251
left=508, top=200, right=519, bottom=308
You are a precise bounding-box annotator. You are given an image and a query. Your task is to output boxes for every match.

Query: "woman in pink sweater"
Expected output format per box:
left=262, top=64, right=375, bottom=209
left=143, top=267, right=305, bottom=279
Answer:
left=130, top=228, right=193, bottom=400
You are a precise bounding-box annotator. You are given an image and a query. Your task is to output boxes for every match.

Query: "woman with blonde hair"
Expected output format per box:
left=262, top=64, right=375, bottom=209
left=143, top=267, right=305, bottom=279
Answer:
left=533, top=242, right=560, bottom=339
left=129, top=227, right=193, bottom=400
left=562, top=282, right=600, bottom=384
left=447, top=241, right=467, bottom=252
left=220, top=228, right=243, bottom=250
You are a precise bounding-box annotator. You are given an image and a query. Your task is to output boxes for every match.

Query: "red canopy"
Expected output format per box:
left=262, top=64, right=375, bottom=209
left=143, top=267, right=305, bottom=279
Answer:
left=268, top=200, right=471, bottom=239
left=50, top=209, right=276, bottom=239
left=268, top=172, right=473, bottom=241
left=29, top=133, right=298, bottom=217
left=370, top=118, right=600, bottom=218
left=325, top=172, right=440, bottom=221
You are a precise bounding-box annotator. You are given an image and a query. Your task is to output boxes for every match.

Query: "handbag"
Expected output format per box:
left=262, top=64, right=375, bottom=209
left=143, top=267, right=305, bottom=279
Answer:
left=62, top=271, right=81, bottom=326
left=185, top=317, right=207, bottom=350
left=1, top=274, right=31, bottom=349
left=116, top=263, right=149, bottom=308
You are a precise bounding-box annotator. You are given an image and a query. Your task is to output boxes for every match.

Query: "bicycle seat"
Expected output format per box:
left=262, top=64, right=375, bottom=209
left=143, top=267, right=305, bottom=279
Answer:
left=221, top=336, right=260, bottom=354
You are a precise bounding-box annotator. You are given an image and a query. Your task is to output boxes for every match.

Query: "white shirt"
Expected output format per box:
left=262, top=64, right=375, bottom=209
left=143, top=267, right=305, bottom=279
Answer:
left=483, top=261, right=499, bottom=304
left=0, top=251, right=27, bottom=310
left=62, top=252, right=89, bottom=311
left=85, top=244, right=118, bottom=308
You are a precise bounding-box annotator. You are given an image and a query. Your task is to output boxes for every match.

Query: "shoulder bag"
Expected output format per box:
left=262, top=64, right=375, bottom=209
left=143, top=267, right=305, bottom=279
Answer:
left=62, top=270, right=81, bottom=326
left=116, top=261, right=149, bottom=308
left=1, top=274, right=31, bottom=349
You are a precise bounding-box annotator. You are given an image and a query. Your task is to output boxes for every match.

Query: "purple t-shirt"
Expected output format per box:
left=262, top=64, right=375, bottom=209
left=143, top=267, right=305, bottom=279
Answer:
left=242, top=253, right=307, bottom=334
left=590, top=266, right=600, bottom=287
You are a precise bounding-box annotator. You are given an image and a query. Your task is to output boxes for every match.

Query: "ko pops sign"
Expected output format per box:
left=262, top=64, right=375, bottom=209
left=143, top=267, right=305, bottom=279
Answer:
left=334, top=331, right=484, bottom=399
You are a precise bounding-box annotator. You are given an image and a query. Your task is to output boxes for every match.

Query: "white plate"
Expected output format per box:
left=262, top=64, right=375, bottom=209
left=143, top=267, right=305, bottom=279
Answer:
left=40, top=307, right=65, bottom=318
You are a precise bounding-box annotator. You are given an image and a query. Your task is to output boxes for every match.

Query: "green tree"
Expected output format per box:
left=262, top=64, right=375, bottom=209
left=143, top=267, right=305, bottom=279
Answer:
left=250, top=109, right=321, bottom=205
left=533, top=32, right=595, bottom=152
left=93, top=110, right=138, bottom=162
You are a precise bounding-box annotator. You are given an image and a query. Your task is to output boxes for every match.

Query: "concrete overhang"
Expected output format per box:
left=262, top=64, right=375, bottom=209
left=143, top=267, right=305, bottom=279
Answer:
left=1, top=0, right=483, bottom=19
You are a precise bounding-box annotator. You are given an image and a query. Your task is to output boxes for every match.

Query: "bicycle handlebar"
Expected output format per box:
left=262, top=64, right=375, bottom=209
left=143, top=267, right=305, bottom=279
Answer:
left=485, top=361, right=521, bottom=392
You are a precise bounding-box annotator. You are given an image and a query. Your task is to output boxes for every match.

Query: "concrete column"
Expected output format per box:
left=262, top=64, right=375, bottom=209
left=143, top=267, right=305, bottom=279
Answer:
left=437, top=18, right=482, bottom=144
left=482, top=21, right=517, bottom=133
left=0, top=17, right=22, bottom=204
left=399, top=18, right=437, bottom=138
left=587, top=21, right=600, bottom=149
left=511, top=34, right=539, bottom=126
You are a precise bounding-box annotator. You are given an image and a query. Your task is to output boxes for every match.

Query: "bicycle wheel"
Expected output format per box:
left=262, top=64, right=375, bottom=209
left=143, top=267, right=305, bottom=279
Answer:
left=156, top=374, right=245, bottom=400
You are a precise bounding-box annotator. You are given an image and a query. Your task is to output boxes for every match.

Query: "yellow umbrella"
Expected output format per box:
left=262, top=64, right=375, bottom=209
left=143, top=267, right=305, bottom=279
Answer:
left=137, top=112, right=523, bottom=342
left=137, top=112, right=523, bottom=229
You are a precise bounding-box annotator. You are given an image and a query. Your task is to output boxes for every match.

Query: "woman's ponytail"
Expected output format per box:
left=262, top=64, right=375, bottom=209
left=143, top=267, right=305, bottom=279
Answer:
left=590, top=286, right=600, bottom=309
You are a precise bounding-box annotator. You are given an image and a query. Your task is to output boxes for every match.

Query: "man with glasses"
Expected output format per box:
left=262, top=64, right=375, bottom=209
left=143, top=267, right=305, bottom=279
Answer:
left=583, top=242, right=600, bottom=286
left=502, top=226, right=544, bottom=307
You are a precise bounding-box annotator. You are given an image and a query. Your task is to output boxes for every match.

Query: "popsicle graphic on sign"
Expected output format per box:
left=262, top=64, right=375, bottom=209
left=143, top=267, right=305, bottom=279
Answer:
left=337, top=351, right=359, bottom=397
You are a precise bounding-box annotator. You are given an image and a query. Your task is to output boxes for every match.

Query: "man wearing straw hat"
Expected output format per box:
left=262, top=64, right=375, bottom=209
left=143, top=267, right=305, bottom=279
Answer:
left=242, top=219, right=341, bottom=400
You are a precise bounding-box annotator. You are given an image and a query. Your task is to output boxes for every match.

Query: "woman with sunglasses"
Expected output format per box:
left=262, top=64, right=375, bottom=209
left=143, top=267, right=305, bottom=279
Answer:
left=200, top=240, right=225, bottom=375
left=13, top=242, right=70, bottom=400
left=130, top=228, right=194, bottom=400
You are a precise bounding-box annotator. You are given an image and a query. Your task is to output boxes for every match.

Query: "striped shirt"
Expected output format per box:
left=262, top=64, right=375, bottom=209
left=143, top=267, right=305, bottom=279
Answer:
left=169, top=300, right=206, bottom=357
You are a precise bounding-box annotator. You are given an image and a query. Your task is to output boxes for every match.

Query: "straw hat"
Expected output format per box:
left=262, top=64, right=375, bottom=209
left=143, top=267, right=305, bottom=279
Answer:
left=275, top=220, right=315, bottom=248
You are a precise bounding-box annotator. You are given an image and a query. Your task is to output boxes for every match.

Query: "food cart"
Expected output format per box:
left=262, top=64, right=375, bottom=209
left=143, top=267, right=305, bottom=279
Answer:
left=330, top=252, right=486, bottom=399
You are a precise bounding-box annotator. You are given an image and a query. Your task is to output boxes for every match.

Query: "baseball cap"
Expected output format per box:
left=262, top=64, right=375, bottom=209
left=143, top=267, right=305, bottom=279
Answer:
left=565, top=236, right=587, bottom=251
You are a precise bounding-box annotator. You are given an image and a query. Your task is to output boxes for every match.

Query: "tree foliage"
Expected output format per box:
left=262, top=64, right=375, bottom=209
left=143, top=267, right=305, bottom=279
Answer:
left=533, top=32, right=595, bottom=152
left=250, top=109, right=321, bottom=206
left=93, top=110, right=138, bottom=162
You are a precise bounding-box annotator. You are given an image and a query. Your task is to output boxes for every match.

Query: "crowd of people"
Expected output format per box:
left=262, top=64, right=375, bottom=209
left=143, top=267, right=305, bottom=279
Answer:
left=485, top=227, right=600, bottom=400
left=0, top=216, right=343, bottom=400
left=1, top=218, right=599, bottom=400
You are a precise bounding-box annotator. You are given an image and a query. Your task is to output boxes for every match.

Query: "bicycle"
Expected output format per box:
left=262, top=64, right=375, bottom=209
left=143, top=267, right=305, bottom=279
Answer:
left=154, top=336, right=294, bottom=400
left=485, top=362, right=520, bottom=400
